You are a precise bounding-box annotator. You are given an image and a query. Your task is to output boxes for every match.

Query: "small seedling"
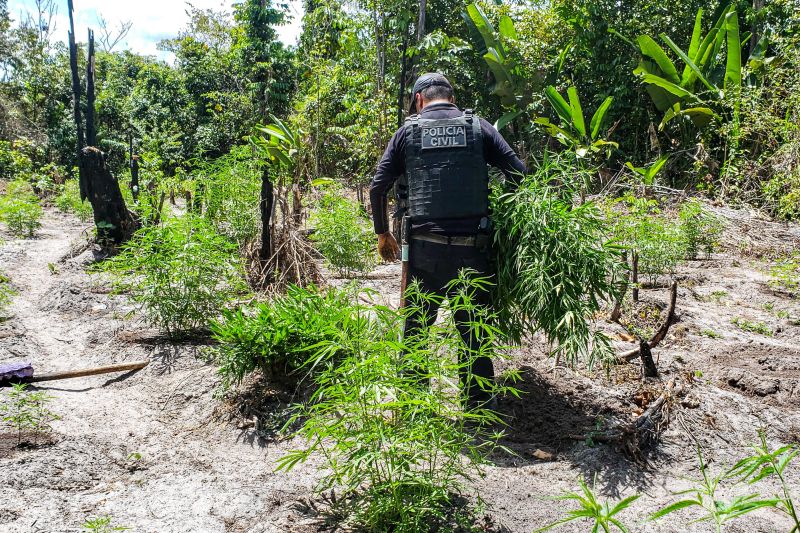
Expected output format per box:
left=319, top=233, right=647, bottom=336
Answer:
left=48, top=262, right=59, bottom=275
left=0, top=383, right=59, bottom=445
left=732, top=317, right=773, bottom=336
left=81, top=516, right=130, bottom=532
left=709, top=290, right=728, bottom=303
left=535, top=476, right=639, bottom=532
left=700, top=329, right=722, bottom=339
left=649, top=446, right=778, bottom=530
left=729, top=430, right=800, bottom=531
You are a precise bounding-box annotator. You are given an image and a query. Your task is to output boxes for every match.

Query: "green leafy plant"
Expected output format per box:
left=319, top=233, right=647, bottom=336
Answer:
left=731, top=317, right=773, bottom=336
left=0, top=271, right=15, bottom=318
left=101, top=215, right=248, bottom=336
left=0, top=383, right=60, bottom=445
left=679, top=199, right=723, bottom=259
left=632, top=6, right=739, bottom=130
left=606, top=194, right=686, bottom=283
left=491, top=155, right=626, bottom=366
left=729, top=430, right=800, bottom=531
left=649, top=447, right=778, bottom=531
left=54, top=179, right=93, bottom=222
left=535, top=476, right=639, bottom=532
left=278, top=275, right=518, bottom=532
left=768, top=253, right=800, bottom=296
left=625, top=154, right=670, bottom=186
left=536, top=86, right=617, bottom=159
left=81, top=516, right=130, bottom=532
left=210, top=284, right=357, bottom=390
left=310, top=190, right=376, bottom=277
left=700, top=329, right=722, bottom=339
left=0, top=180, right=43, bottom=237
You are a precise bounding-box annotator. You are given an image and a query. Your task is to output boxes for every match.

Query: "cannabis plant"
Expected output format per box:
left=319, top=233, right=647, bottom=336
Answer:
left=0, top=180, right=43, bottom=238
left=0, top=383, right=60, bottom=445
left=278, top=275, right=518, bottom=532
left=491, top=155, right=626, bottom=366
left=310, top=190, right=376, bottom=277
left=536, top=476, right=639, bottom=532
left=678, top=199, right=723, bottom=259
left=102, top=215, right=248, bottom=336
left=729, top=431, right=800, bottom=531
left=211, top=284, right=358, bottom=389
left=649, top=447, right=778, bottom=532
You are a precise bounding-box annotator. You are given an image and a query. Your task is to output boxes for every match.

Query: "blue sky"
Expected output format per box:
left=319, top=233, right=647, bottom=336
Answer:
left=7, top=0, right=304, bottom=61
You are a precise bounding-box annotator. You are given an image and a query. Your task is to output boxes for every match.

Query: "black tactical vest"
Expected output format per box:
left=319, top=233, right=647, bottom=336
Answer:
left=401, top=110, right=489, bottom=222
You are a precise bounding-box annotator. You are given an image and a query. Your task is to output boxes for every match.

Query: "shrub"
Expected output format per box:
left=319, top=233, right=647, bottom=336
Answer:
left=491, top=157, right=626, bottom=366
left=0, top=140, right=33, bottom=180
left=278, top=275, right=518, bottom=531
left=0, top=271, right=15, bottom=317
left=54, top=179, right=93, bottom=222
left=0, top=383, right=60, bottom=445
left=210, top=284, right=357, bottom=390
left=769, top=253, right=800, bottom=296
left=101, top=215, right=248, bottom=336
left=0, top=181, right=43, bottom=237
left=196, top=147, right=261, bottom=244
left=310, top=189, right=376, bottom=277
left=606, top=194, right=686, bottom=283
left=678, top=199, right=723, bottom=259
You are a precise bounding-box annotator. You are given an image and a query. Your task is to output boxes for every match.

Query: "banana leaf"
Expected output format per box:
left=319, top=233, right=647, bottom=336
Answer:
left=636, top=35, right=680, bottom=84
left=660, top=105, right=716, bottom=130
left=590, top=96, right=613, bottom=140
left=724, top=9, right=741, bottom=91
left=495, top=109, right=524, bottom=131
left=499, top=15, right=517, bottom=40
left=464, top=4, right=502, bottom=57
left=544, top=86, right=574, bottom=127
left=567, top=87, right=586, bottom=137
left=661, top=34, right=717, bottom=92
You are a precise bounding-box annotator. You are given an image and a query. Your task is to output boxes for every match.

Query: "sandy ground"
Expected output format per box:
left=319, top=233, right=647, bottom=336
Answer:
left=1, top=207, right=799, bottom=532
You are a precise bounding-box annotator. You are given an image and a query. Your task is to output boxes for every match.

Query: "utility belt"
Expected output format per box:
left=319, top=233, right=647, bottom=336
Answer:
left=410, top=233, right=490, bottom=248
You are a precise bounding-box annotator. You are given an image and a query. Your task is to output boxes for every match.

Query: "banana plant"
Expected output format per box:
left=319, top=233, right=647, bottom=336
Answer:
left=462, top=3, right=532, bottom=129
left=248, top=115, right=302, bottom=176
left=625, top=154, right=670, bottom=185
left=535, top=86, right=617, bottom=159
left=632, top=5, right=739, bottom=129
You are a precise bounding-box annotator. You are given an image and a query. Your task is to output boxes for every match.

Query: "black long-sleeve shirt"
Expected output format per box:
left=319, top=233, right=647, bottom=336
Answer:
left=369, top=102, right=527, bottom=235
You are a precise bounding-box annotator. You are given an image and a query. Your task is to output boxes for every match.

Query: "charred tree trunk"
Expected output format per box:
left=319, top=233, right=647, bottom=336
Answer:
left=81, top=147, right=139, bottom=246
left=259, top=168, right=274, bottom=269
left=67, top=0, right=85, bottom=198
left=85, top=29, right=96, bottom=148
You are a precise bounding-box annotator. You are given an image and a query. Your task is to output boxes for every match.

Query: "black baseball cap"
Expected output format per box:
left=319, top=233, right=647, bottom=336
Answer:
left=408, top=73, right=453, bottom=114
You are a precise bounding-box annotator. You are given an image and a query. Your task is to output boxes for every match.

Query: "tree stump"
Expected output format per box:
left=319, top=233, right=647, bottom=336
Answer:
left=80, top=146, right=139, bottom=247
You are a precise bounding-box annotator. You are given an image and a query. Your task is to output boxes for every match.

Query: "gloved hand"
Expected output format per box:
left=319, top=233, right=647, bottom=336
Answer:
left=377, top=231, right=400, bottom=262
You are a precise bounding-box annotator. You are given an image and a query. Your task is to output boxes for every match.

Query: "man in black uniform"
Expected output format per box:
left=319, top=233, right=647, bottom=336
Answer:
left=369, top=72, right=526, bottom=408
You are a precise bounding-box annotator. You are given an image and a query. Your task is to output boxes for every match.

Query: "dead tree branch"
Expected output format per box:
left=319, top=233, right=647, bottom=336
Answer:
left=618, top=280, right=678, bottom=362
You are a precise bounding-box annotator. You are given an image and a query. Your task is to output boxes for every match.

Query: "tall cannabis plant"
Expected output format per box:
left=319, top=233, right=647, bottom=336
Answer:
left=491, top=155, right=626, bottom=366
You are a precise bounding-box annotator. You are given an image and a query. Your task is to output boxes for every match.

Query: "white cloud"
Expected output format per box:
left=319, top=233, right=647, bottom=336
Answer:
left=7, top=0, right=304, bottom=61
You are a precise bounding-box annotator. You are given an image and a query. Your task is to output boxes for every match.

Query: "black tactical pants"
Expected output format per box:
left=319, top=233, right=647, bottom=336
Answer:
left=404, top=237, right=494, bottom=406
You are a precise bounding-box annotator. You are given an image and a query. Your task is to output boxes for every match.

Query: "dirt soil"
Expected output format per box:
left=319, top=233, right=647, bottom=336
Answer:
left=1, top=206, right=800, bottom=533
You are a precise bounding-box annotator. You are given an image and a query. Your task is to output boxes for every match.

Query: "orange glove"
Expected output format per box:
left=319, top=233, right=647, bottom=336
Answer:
left=377, top=232, right=400, bottom=262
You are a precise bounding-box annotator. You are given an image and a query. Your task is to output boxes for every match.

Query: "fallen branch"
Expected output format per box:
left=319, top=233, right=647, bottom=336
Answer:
left=618, top=280, right=678, bottom=362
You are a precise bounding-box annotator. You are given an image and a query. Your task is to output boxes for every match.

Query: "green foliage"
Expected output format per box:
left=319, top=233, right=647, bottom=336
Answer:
left=729, top=430, right=800, bottom=530
left=0, top=271, right=14, bottom=317
left=768, top=253, right=800, bottom=296
left=678, top=199, right=723, bottom=259
left=535, top=477, right=639, bottom=532
left=0, top=383, right=60, bottom=445
left=625, top=154, right=670, bottom=186
left=101, top=215, right=248, bottom=336
left=0, top=140, right=34, bottom=180
left=491, top=155, right=626, bottom=365
left=649, top=446, right=779, bottom=531
left=196, top=146, right=261, bottom=244
left=0, top=180, right=43, bottom=237
left=606, top=194, right=686, bottom=283
left=310, top=190, right=376, bottom=277
left=54, top=179, right=93, bottom=222
left=731, top=317, right=773, bottom=336
left=536, top=86, right=617, bottom=159
left=81, top=516, right=130, bottom=532
left=210, top=284, right=357, bottom=390
left=278, top=275, right=517, bottom=532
